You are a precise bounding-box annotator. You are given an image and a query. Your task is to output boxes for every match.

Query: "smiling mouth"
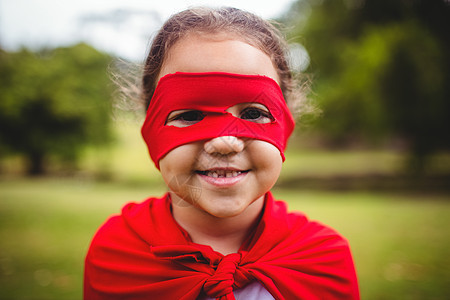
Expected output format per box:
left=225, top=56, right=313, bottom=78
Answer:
left=196, top=169, right=249, bottom=178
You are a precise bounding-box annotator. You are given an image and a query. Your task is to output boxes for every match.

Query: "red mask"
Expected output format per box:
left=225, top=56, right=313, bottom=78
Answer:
left=141, top=72, right=295, bottom=169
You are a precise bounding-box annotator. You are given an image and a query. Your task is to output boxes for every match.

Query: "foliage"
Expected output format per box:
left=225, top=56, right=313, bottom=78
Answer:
left=0, top=44, right=113, bottom=174
left=284, top=0, right=450, bottom=172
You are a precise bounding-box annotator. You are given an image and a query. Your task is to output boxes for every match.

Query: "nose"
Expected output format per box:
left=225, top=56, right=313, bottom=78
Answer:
left=204, top=136, right=245, bottom=155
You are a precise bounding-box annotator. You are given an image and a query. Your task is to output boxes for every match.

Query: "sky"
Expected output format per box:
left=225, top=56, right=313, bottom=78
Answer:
left=0, top=0, right=296, bottom=62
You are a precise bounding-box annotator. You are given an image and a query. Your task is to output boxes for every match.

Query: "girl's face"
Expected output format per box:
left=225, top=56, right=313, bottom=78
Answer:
left=158, top=33, right=283, bottom=218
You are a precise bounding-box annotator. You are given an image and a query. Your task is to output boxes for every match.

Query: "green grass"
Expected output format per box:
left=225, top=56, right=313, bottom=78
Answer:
left=1, top=178, right=449, bottom=299
left=281, top=149, right=404, bottom=177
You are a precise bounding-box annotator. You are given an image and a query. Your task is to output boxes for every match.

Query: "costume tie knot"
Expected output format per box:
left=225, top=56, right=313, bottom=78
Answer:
left=203, top=253, right=241, bottom=299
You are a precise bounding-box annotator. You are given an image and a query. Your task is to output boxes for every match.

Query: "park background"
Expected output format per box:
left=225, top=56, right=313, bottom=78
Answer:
left=1, top=0, right=449, bottom=299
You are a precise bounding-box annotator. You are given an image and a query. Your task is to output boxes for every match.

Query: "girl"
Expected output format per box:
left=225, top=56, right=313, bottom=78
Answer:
left=84, top=7, right=359, bottom=300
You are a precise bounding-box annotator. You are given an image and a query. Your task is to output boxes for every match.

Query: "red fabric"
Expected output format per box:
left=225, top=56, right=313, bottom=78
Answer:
left=141, top=72, right=295, bottom=169
left=84, top=193, right=360, bottom=299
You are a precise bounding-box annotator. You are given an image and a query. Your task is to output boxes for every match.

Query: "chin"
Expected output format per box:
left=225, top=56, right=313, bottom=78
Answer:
left=202, top=194, right=261, bottom=218
left=206, top=208, right=245, bottom=219
left=201, top=206, right=242, bottom=219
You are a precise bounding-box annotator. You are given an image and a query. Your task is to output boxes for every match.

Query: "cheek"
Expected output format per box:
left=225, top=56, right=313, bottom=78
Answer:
left=249, top=141, right=282, bottom=180
left=159, top=143, right=202, bottom=186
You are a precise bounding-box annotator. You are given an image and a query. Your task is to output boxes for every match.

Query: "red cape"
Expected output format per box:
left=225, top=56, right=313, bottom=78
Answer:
left=84, top=193, right=359, bottom=299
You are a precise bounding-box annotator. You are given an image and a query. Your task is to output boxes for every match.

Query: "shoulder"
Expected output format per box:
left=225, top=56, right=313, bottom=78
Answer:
left=266, top=197, right=353, bottom=267
left=259, top=196, right=359, bottom=299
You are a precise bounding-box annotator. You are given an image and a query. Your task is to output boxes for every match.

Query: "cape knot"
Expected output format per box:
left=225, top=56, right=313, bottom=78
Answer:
left=203, top=253, right=241, bottom=298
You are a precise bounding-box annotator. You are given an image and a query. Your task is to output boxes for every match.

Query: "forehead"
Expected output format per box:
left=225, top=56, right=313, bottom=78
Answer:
left=159, top=33, right=279, bottom=84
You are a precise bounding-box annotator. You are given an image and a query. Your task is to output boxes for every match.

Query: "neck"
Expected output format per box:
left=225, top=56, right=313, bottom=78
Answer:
left=171, top=194, right=265, bottom=255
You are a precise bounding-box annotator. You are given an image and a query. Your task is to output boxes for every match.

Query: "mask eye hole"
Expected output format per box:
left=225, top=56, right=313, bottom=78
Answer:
left=166, top=110, right=205, bottom=127
left=228, top=103, right=273, bottom=124
left=240, top=107, right=273, bottom=123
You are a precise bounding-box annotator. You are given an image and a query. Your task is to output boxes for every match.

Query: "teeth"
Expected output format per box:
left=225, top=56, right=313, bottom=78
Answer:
left=205, top=170, right=242, bottom=178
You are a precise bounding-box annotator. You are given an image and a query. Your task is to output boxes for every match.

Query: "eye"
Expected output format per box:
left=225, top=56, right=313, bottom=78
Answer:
left=240, top=107, right=273, bottom=124
left=166, top=110, right=205, bottom=127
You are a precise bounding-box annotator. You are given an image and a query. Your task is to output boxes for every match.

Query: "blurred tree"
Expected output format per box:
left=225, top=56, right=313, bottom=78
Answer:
left=0, top=43, right=113, bottom=175
left=284, top=0, right=450, bottom=172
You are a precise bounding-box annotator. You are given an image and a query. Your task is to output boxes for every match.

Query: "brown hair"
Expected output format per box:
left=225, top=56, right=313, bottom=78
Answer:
left=141, top=7, right=308, bottom=116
